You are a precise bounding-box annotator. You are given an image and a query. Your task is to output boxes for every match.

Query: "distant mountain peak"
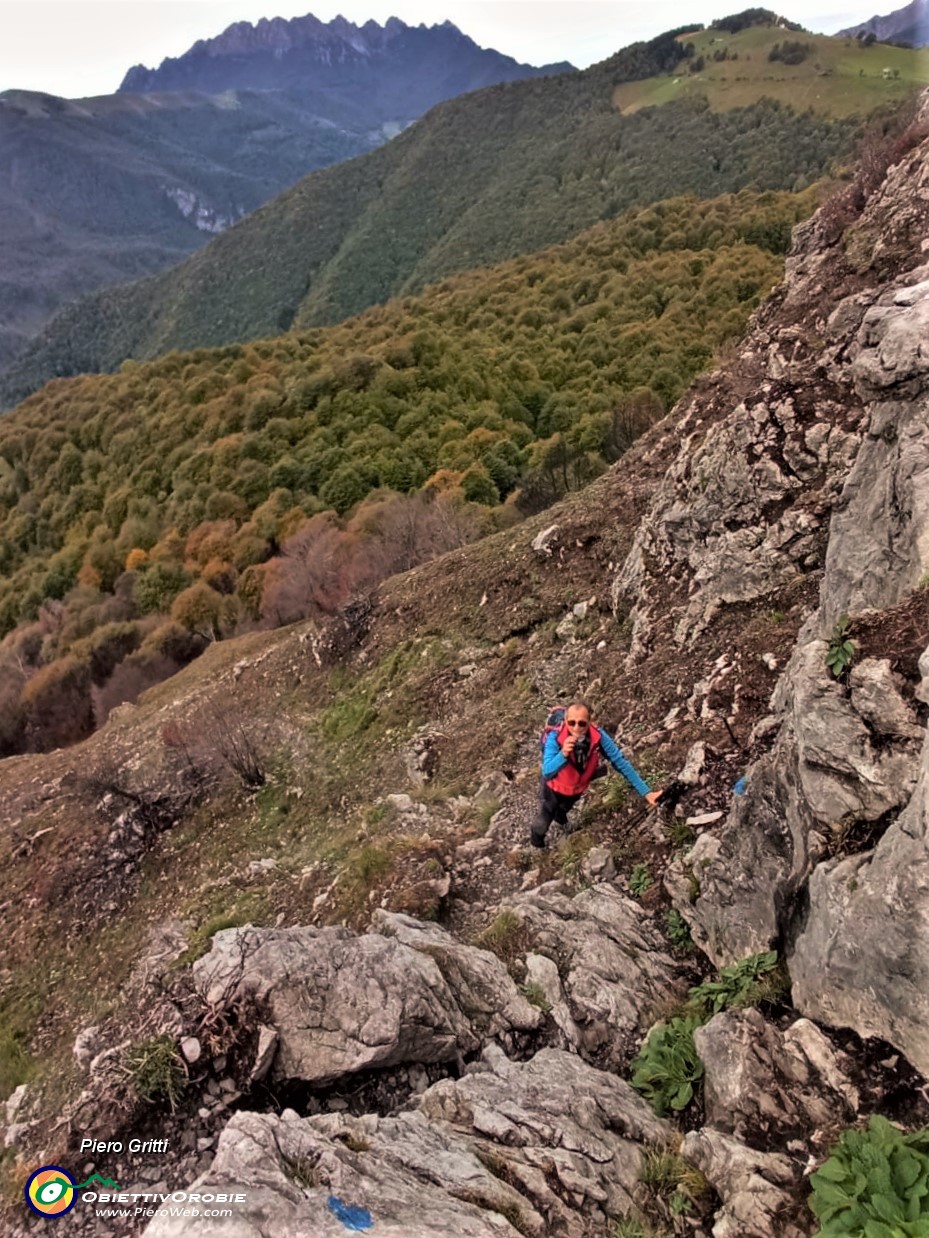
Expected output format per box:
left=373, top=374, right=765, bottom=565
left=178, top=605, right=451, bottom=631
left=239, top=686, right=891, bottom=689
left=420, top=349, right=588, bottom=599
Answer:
left=118, top=12, right=562, bottom=96
left=839, top=0, right=929, bottom=45
left=121, top=13, right=472, bottom=87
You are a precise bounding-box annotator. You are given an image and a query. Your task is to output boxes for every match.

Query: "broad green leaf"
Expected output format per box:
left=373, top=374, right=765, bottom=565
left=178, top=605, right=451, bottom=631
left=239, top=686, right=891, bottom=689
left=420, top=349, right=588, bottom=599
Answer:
left=814, top=1157, right=850, bottom=1183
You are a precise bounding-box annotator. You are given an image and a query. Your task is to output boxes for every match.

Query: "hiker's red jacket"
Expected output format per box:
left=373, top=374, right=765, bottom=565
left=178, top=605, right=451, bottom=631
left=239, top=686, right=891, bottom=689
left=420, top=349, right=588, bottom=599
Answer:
left=542, top=723, right=650, bottom=797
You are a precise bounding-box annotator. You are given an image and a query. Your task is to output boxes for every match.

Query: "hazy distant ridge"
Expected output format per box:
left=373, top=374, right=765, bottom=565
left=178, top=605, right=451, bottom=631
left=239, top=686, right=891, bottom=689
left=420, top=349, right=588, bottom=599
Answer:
left=0, top=14, right=573, bottom=384
left=120, top=14, right=573, bottom=100
left=839, top=0, right=929, bottom=45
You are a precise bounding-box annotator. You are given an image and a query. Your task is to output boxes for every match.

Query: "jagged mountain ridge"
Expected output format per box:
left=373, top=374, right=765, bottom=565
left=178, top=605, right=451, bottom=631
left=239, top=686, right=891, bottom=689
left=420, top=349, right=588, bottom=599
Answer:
left=0, top=15, right=569, bottom=382
left=120, top=13, right=572, bottom=97
left=2, top=90, right=929, bottom=1238
left=840, top=0, right=929, bottom=45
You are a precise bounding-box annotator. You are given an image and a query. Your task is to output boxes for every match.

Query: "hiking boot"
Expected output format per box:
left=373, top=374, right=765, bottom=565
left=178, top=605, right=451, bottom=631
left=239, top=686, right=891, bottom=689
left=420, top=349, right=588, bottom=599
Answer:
left=529, top=832, right=546, bottom=849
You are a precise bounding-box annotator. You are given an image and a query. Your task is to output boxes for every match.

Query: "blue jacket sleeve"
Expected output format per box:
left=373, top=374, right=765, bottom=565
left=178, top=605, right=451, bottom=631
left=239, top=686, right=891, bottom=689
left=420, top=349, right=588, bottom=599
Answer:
left=541, top=730, right=568, bottom=779
left=599, top=729, right=650, bottom=797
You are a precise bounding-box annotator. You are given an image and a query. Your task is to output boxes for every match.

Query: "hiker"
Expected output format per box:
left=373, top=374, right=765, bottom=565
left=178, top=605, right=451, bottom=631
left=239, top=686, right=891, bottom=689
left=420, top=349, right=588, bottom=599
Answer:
left=531, top=699, right=662, bottom=848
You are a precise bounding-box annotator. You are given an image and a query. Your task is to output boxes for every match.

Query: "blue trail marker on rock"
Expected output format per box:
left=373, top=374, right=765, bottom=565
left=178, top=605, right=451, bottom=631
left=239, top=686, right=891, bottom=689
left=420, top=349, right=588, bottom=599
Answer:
left=327, top=1195, right=375, bottom=1231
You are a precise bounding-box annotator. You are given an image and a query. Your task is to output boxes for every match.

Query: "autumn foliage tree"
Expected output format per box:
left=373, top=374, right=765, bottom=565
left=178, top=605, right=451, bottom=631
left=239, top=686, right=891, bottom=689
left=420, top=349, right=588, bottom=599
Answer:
left=20, top=655, right=93, bottom=751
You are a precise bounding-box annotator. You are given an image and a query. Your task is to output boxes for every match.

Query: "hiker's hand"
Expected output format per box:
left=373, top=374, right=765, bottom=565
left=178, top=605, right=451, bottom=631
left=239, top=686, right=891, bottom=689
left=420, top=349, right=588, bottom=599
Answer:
left=562, top=734, right=576, bottom=756
left=645, top=789, right=663, bottom=807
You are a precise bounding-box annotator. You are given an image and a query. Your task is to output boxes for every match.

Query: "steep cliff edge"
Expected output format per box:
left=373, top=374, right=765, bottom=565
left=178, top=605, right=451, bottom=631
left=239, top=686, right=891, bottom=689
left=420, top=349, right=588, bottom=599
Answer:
left=2, top=94, right=929, bottom=1238
left=616, top=91, right=929, bottom=1080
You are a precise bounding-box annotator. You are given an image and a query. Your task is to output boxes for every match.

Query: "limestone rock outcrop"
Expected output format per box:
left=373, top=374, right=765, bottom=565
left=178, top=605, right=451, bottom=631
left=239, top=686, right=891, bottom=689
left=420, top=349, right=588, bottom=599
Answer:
left=667, top=640, right=923, bottom=963
left=695, top=1009, right=858, bottom=1143
left=790, top=710, right=929, bottom=1076
left=143, top=1045, right=670, bottom=1238
left=500, top=883, right=685, bottom=1066
left=683, top=1127, right=806, bottom=1238
left=194, top=919, right=539, bottom=1087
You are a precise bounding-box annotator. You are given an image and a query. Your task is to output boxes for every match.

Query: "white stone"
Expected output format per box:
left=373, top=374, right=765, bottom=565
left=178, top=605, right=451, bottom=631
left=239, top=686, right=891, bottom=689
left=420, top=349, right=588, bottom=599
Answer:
left=4, top=1084, right=29, bottom=1124
left=181, top=1037, right=202, bottom=1065
left=531, top=524, right=560, bottom=555
left=250, top=1026, right=279, bottom=1085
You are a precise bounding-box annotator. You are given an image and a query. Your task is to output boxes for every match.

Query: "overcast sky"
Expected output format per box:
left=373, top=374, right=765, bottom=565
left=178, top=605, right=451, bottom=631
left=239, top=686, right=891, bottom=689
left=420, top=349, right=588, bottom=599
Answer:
left=0, top=1, right=900, bottom=99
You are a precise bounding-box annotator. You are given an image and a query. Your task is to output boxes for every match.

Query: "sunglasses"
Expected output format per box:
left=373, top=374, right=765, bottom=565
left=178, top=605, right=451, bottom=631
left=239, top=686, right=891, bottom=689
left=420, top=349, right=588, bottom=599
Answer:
left=566, top=720, right=589, bottom=728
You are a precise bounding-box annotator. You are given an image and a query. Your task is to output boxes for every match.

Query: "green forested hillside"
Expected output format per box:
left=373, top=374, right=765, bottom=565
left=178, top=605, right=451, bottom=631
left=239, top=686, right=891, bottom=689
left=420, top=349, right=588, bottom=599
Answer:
left=0, top=187, right=815, bottom=754
left=0, top=21, right=865, bottom=409
left=0, top=87, right=380, bottom=374
left=0, top=17, right=569, bottom=383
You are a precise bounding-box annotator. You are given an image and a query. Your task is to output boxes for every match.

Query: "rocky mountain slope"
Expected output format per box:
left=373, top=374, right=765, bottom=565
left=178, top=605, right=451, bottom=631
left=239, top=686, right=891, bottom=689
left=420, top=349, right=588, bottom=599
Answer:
left=840, top=0, right=929, bottom=45
left=0, top=17, right=565, bottom=384
left=2, top=88, right=929, bottom=1238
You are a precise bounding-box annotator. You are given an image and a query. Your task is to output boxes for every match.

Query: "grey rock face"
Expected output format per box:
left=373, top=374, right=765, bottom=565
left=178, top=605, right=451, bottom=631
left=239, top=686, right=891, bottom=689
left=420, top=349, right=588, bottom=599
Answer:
left=144, top=1107, right=522, bottom=1238
left=668, top=640, right=921, bottom=963
left=193, top=918, right=538, bottom=1086
left=142, top=1045, right=669, bottom=1238
left=614, top=117, right=929, bottom=1003
left=611, top=392, right=857, bottom=649
left=683, top=1127, right=805, bottom=1238
left=501, top=884, right=684, bottom=1065
left=371, top=911, right=540, bottom=1041
left=850, top=276, right=929, bottom=400
left=822, top=281, right=929, bottom=625
left=695, top=1009, right=858, bottom=1143
left=418, top=1045, right=670, bottom=1228
left=850, top=657, right=925, bottom=739
left=790, top=690, right=929, bottom=1076
left=780, top=644, right=921, bottom=824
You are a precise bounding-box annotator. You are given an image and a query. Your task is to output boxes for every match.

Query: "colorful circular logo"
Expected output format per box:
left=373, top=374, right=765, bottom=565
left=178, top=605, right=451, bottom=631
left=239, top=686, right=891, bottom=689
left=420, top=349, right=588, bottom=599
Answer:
left=24, top=1166, right=77, bottom=1218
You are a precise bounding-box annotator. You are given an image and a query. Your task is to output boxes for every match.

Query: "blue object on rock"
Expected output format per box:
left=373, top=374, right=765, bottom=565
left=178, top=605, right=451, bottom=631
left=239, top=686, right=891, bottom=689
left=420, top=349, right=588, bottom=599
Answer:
left=733, top=777, right=747, bottom=795
left=327, top=1196, right=375, bottom=1231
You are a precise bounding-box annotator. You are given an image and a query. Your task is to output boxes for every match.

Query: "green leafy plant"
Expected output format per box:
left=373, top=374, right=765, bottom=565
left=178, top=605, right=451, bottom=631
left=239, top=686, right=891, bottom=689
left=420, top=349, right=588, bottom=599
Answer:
left=826, top=614, right=856, bottom=677
left=810, top=1114, right=929, bottom=1236
left=629, top=863, right=653, bottom=897
left=630, top=1016, right=704, bottom=1116
left=665, top=908, right=694, bottom=950
left=688, top=950, right=780, bottom=1016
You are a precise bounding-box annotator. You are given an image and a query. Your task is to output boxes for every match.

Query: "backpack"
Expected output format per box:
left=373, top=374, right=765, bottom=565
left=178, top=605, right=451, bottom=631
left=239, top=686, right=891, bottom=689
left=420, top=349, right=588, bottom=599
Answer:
left=539, top=706, right=567, bottom=757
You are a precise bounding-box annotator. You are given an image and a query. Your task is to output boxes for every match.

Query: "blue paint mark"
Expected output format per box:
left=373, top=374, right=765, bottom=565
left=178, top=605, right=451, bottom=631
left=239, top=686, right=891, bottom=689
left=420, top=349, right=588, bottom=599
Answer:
left=733, top=777, right=747, bottom=796
left=327, top=1195, right=374, bottom=1231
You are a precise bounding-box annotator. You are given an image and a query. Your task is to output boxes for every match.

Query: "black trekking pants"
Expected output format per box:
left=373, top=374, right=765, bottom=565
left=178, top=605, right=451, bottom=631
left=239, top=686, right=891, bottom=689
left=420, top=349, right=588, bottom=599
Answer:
left=531, top=778, right=582, bottom=844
